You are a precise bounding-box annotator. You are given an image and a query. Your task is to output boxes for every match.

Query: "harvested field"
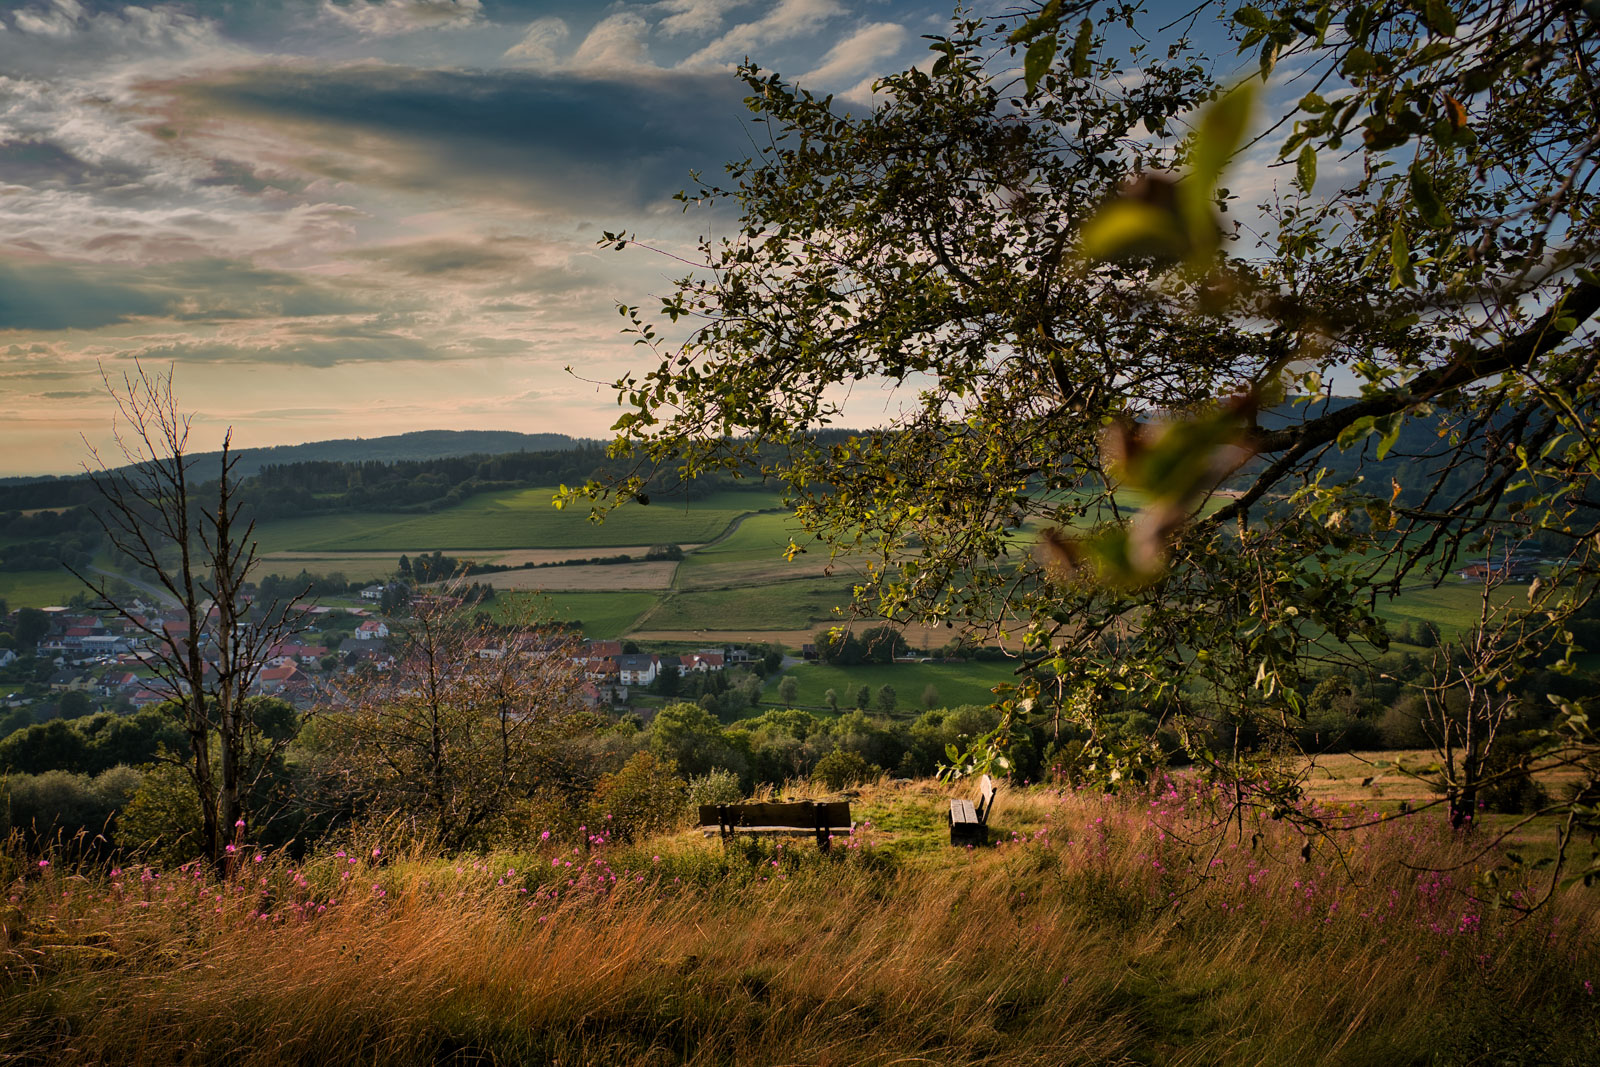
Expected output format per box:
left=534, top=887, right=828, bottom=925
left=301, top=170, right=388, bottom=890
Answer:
left=488, top=546, right=702, bottom=567
left=629, top=620, right=979, bottom=649
left=477, top=561, right=679, bottom=591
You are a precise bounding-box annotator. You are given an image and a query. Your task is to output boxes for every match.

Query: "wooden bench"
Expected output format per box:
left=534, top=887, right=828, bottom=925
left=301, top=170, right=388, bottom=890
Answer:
left=699, top=801, right=854, bottom=852
left=949, top=774, right=996, bottom=846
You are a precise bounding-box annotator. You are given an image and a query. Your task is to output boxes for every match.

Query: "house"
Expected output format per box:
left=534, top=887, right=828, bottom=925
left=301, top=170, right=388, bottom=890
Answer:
left=583, top=656, right=619, bottom=683
left=129, top=687, right=169, bottom=708
left=0, top=649, right=15, bottom=668
left=98, top=671, right=141, bottom=696
left=354, top=620, right=390, bottom=641
left=1458, top=557, right=1542, bottom=582
left=255, top=664, right=308, bottom=696
left=49, top=670, right=88, bottom=691
left=615, top=653, right=658, bottom=687
left=360, top=585, right=385, bottom=601
left=681, top=651, right=725, bottom=673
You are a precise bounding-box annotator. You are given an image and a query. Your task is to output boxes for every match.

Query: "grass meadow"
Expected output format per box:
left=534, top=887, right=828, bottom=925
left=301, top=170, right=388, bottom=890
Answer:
left=248, top=488, right=780, bottom=554
left=0, top=568, right=84, bottom=610
left=494, top=591, right=660, bottom=639
left=633, top=578, right=861, bottom=633
left=3, top=779, right=1596, bottom=1065
left=764, top=660, right=1023, bottom=712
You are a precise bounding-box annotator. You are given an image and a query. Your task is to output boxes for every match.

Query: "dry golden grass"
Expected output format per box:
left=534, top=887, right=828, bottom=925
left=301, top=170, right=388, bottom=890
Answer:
left=4, top=782, right=1598, bottom=1065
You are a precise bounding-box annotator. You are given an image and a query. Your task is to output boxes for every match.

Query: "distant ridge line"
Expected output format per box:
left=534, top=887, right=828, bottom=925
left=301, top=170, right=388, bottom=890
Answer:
left=0, top=430, right=596, bottom=484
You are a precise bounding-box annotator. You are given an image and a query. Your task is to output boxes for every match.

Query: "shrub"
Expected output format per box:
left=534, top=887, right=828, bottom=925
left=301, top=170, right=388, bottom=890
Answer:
left=589, top=751, right=689, bottom=842
left=118, top=763, right=202, bottom=865
left=5, top=764, right=143, bottom=848
left=813, top=747, right=876, bottom=790
left=686, top=768, right=743, bottom=811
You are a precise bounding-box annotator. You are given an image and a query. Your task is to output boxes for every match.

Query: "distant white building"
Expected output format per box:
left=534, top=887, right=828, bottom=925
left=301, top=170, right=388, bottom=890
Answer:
left=354, top=620, right=390, bottom=641
left=616, top=653, right=658, bottom=687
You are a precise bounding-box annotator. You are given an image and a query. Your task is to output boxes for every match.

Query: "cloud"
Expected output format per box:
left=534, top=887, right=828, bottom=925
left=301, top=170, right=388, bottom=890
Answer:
left=0, top=260, right=171, bottom=330
left=352, top=237, right=529, bottom=277
left=571, top=13, right=653, bottom=71
left=177, top=64, right=756, bottom=213
left=503, top=16, right=569, bottom=66
left=133, top=333, right=441, bottom=368
left=319, top=0, right=484, bottom=38
left=681, top=0, right=842, bottom=69
left=656, top=0, right=750, bottom=38
left=800, top=21, right=905, bottom=86
left=0, top=258, right=374, bottom=331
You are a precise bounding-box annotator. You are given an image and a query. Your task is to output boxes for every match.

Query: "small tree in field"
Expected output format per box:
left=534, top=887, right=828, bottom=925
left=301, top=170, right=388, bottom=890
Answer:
left=326, top=592, right=586, bottom=850
left=853, top=685, right=871, bottom=711
left=73, top=364, right=307, bottom=865
left=922, top=684, right=941, bottom=711
left=876, top=685, right=897, bottom=714
left=778, top=676, right=800, bottom=706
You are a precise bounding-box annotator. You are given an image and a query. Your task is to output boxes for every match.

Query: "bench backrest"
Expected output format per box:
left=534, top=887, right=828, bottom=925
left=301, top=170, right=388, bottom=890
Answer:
left=698, top=801, right=853, bottom=833
left=975, top=774, right=996, bottom=825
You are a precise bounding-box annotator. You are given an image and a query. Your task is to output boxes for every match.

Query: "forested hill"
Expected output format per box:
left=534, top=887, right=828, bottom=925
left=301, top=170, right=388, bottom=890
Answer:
left=0, top=430, right=582, bottom=488
left=210, top=430, right=582, bottom=478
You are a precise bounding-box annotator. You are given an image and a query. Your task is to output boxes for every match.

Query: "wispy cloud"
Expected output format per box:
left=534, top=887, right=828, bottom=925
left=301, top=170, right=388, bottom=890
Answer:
left=681, top=0, right=843, bottom=70
left=801, top=21, right=905, bottom=86
left=319, top=0, right=485, bottom=38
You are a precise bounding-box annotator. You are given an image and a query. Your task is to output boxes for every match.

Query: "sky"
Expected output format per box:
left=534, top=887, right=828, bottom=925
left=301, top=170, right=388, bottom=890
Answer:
left=0, top=0, right=1268, bottom=477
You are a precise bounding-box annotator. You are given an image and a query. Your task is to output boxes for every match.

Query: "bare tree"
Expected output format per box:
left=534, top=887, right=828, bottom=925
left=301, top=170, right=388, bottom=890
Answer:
left=71, top=363, right=307, bottom=865
left=325, top=587, right=587, bottom=850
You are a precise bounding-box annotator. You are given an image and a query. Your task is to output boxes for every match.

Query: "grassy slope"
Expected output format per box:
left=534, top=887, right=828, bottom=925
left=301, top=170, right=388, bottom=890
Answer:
left=4, top=782, right=1597, bottom=1065
left=494, top=591, right=659, bottom=639
left=763, top=660, right=1021, bottom=711
left=249, top=488, right=782, bottom=553
left=0, top=567, right=84, bottom=609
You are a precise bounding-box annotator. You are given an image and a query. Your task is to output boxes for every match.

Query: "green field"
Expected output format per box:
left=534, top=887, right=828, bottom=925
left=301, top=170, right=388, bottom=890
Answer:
left=674, top=511, right=879, bottom=591
left=494, top=591, right=657, bottom=639
left=1371, top=579, right=1530, bottom=641
left=762, top=659, right=1022, bottom=712
left=634, top=577, right=859, bottom=632
left=0, top=567, right=85, bottom=609
left=249, top=488, right=782, bottom=553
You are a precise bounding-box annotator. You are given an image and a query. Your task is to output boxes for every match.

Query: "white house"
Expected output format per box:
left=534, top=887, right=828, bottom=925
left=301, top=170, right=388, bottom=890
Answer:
left=354, top=620, right=390, bottom=641
left=615, top=653, right=658, bottom=687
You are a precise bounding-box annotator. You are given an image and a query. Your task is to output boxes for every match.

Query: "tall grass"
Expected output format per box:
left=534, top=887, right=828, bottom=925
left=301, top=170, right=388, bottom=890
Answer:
left=3, top=781, right=1597, bottom=1065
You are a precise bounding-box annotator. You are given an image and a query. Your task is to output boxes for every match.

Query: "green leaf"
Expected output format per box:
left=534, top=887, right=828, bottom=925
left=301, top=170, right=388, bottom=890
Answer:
left=1389, top=222, right=1415, bottom=289
left=1024, top=34, right=1058, bottom=94
left=1069, top=17, right=1094, bottom=77
left=1008, top=0, right=1063, bottom=44
left=1421, top=0, right=1458, bottom=36
left=1079, top=199, right=1188, bottom=263
left=1233, top=5, right=1269, bottom=31
left=1375, top=414, right=1403, bottom=460
left=1408, top=160, right=1451, bottom=227
left=1342, top=47, right=1376, bottom=77
left=1189, top=81, right=1258, bottom=193
left=1296, top=144, right=1317, bottom=192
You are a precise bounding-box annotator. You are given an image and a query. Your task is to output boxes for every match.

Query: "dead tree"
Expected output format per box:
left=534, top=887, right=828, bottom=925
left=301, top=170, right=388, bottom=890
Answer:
left=71, top=364, right=307, bottom=864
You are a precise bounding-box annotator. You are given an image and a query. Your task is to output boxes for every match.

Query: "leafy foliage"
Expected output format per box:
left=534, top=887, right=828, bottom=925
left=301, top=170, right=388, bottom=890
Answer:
left=592, top=0, right=1600, bottom=879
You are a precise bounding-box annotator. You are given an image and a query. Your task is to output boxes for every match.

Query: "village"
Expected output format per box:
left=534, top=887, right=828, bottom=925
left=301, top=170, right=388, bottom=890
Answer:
left=0, top=590, right=769, bottom=727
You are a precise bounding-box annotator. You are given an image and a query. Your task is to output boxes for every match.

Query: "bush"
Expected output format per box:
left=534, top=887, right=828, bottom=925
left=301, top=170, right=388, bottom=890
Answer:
left=1379, top=695, right=1431, bottom=749
left=686, top=768, right=743, bottom=811
left=5, top=765, right=144, bottom=848
left=588, top=751, right=689, bottom=842
left=813, top=747, right=876, bottom=790
left=118, top=763, right=202, bottom=865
